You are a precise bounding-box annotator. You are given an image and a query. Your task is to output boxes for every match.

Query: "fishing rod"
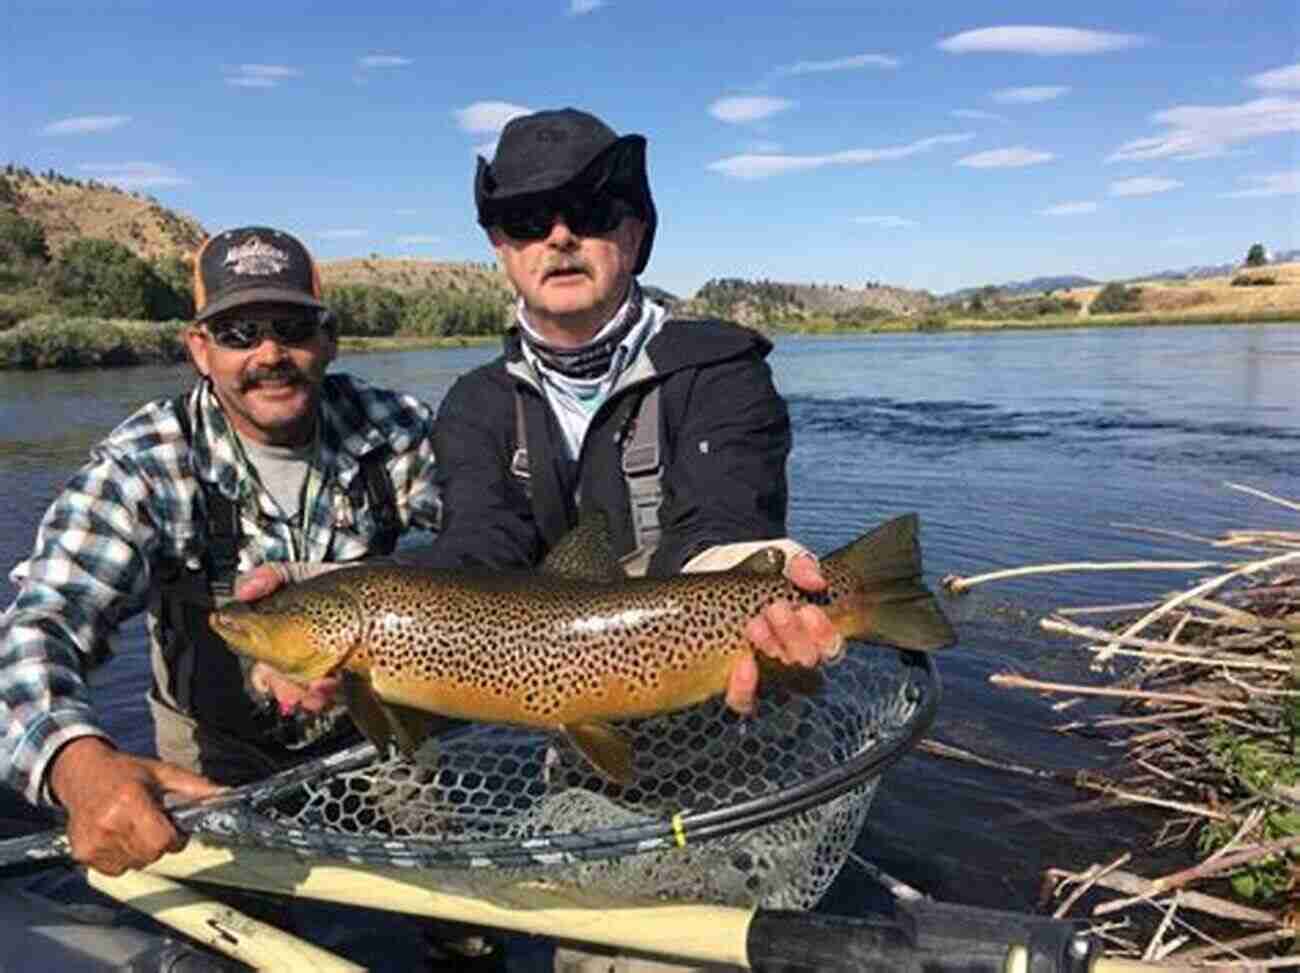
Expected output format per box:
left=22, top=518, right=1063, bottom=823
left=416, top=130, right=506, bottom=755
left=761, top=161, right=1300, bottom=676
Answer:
left=139, top=835, right=1134, bottom=973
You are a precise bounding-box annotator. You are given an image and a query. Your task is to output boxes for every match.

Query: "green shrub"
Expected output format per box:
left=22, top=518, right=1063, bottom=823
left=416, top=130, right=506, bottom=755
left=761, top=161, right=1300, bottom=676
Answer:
left=150, top=255, right=196, bottom=317
left=0, top=291, right=47, bottom=331
left=1231, top=274, right=1276, bottom=287
left=324, top=284, right=406, bottom=336
left=1090, top=282, right=1142, bottom=314
left=45, top=239, right=188, bottom=320
left=402, top=290, right=509, bottom=336
left=0, top=315, right=187, bottom=368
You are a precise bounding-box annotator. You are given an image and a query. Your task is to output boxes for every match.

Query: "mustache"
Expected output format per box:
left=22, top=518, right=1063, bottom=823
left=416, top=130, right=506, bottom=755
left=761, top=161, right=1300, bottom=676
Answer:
left=541, top=256, right=590, bottom=278
left=240, top=362, right=305, bottom=391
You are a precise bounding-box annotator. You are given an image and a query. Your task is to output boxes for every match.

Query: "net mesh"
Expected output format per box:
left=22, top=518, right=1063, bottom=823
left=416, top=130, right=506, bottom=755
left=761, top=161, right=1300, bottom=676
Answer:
left=192, top=649, right=935, bottom=911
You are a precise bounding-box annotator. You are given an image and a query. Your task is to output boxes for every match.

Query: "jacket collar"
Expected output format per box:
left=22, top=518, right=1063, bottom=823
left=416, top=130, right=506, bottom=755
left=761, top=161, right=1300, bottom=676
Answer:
left=504, top=316, right=771, bottom=395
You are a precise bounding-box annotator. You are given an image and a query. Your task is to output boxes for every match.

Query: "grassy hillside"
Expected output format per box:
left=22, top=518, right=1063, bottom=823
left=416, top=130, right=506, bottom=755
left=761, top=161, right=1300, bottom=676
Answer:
left=1, top=166, right=205, bottom=262
left=319, top=256, right=513, bottom=300
left=1063, top=261, right=1300, bottom=322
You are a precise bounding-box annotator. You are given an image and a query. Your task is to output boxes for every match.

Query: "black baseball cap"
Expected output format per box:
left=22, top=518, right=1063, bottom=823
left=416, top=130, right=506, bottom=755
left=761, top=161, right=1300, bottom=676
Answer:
left=474, top=108, right=658, bottom=274
left=193, top=226, right=327, bottom=322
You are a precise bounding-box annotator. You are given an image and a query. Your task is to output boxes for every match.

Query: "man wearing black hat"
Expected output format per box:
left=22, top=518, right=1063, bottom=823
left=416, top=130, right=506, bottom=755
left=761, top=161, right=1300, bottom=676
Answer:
left=432, top=108, right=840, bottom=716
left=0, top=226, right=441, bottom=877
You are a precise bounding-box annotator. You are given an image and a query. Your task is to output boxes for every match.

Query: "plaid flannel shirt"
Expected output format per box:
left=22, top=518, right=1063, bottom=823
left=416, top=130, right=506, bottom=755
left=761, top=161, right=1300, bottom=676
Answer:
left=0, top=373, right=440, bottom=805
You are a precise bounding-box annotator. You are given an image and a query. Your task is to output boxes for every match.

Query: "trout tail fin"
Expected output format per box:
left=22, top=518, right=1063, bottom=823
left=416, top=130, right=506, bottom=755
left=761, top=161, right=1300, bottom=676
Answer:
left=823, top=513, right=957, bottom=652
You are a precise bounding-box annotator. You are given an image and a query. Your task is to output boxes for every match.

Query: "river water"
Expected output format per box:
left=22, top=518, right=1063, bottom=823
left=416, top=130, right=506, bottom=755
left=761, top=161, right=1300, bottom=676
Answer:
left=1, top=323, right=1298, bottom=929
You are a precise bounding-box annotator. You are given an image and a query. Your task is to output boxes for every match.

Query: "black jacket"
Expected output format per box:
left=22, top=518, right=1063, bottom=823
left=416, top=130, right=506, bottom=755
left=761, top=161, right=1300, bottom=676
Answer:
left=427, top=318, right=791, bottom=577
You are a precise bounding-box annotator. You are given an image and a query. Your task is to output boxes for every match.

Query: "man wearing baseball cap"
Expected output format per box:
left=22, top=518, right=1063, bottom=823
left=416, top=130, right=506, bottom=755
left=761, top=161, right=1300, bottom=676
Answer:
left=0, top=225, right=441, bottom=879
left=435, top=107, right=841, bottom=727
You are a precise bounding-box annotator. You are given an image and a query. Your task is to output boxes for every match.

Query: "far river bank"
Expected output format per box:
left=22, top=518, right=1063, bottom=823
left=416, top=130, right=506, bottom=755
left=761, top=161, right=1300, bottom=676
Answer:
left=2, top=310, right=1299, bottom=370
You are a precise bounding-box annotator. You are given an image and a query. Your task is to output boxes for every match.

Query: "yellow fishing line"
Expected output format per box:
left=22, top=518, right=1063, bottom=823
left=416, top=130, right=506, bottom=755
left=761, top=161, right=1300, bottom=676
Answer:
left=671, top=812, right=687, bottom=848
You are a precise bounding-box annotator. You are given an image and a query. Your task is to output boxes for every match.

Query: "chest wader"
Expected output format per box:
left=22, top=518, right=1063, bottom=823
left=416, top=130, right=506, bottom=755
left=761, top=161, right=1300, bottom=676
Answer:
left=513, top=384, right=662, bottom=578
left=151, top=398, right=401, bottom=780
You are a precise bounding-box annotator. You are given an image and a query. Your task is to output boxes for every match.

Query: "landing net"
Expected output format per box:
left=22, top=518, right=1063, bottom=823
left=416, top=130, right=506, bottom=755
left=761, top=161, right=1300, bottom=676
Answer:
left=14, top=650, right=938, bottom=911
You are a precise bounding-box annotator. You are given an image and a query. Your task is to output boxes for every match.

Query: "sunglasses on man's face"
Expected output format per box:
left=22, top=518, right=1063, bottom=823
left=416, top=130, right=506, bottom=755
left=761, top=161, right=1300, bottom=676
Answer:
left=495, top=193, right=634, bottom=242
left=204, top=314, right=326, bottom=350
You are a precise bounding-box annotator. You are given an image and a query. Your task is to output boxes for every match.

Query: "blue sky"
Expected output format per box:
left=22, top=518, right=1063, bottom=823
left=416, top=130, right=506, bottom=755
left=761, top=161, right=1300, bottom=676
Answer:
left=4, top=1, right=1298, bottom=296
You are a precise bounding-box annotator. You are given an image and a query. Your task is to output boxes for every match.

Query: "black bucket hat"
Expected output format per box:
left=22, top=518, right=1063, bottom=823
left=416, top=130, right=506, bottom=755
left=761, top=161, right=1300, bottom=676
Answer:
left=474, top=108, right=658, bottom=275
left=193, top=226, right=327, bottom=322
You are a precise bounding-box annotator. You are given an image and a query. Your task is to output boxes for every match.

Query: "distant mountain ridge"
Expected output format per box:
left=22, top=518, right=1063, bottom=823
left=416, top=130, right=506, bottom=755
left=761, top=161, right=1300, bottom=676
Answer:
left=946, top=275, right=1099, bottom=301
left=944, top=247, right=1300, bottom=301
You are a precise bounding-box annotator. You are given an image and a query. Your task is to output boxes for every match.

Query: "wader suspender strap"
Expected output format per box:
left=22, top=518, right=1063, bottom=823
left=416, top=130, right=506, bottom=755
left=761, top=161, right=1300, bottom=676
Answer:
left=621, top=384, right=662, bottom=557
left=171, top=393, right=402, bottom=585
left=360, top=448, right=401, bottom=555
left=172, top=396, right=239, bottom=598
left=511, top=384, right=664, bottom=556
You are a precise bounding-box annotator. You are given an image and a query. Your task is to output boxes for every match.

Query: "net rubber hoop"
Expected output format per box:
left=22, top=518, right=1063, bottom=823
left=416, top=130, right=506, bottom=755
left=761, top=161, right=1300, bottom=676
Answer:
left=184, top=651, right=940, bottom=870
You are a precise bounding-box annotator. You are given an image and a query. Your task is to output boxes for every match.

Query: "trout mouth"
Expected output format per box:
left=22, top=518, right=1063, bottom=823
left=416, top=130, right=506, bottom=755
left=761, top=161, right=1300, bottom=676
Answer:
left=209, top=611, right=269, bottom=660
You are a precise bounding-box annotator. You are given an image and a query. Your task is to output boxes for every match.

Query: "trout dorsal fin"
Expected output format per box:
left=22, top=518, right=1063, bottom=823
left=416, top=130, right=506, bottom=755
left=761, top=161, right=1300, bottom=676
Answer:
left=540, top=509, right=625, bottom=582
left=734, top=547, right=786, bottom=575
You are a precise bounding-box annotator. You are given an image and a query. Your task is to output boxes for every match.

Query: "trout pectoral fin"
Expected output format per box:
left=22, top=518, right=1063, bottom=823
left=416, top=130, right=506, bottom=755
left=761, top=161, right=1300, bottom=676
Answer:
left=341, top=671, right=449, bottom=758
left=756, top=655, right=825, bottom=696
left=563, top=722, right=633, bottom=784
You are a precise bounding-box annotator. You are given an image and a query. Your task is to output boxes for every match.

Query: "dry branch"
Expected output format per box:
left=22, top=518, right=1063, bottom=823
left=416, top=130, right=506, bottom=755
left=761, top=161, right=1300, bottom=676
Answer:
left=940, top=560, right=1220, bottom=594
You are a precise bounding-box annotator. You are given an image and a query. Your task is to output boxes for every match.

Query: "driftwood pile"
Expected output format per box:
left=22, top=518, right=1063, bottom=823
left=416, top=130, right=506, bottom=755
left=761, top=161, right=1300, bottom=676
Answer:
left=940, top=483, right=1300, bottom=969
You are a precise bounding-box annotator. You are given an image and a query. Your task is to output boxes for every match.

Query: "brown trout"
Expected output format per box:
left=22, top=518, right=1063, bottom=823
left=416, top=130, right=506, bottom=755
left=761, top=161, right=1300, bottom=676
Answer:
left=210, top=512, right=955, bottom=782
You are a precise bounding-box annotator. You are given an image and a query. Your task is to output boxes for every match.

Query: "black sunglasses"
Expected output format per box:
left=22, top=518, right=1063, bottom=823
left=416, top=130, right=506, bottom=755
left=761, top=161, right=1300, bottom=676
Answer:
left=495, top=193, right=635, bottom=242
left=205, top=314, right=328, bottom=350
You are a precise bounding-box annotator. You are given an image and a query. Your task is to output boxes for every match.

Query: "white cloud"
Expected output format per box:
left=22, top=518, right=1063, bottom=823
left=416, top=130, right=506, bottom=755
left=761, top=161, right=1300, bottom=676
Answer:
left=854, top=216, right=918, bottom=228
left=777, top=53, right=899, bottom=76
left=951, top=109, right=1007, bottom=121
left=1248, top=63, right=1300, bottom=91
left=709, top=96, right=795, bottom=124
left=937, top=26, right=1144, bottom=56
left=1109, top=176, right=1181, bottom=196
left=226, top=64, right=300, bottom=88
left=359, top=54, right=412, bottom=69
left=569, top=0, right=605, bottom=14
left=1220, top=170, right=1300, bottom=198
left=709, top=133, right=973, bottom=180
left=1108, top=97, right=1300, bottom=161
left=396, top=234, right=441, bottom=245
left=78, top=162, right=187, bottom=188
left=474, top=140, right=500, bottom=159
left=41, top=115, right=130, bottom=135
left=992, top=85, right=1070, bottom=104
left=956, top=146, right=1055, bottom=168
left=1039, top=201, right=1098, bottom=216
left=317, top=229, right=368, bottom=240
left=455, top=101, right=532, bottom=134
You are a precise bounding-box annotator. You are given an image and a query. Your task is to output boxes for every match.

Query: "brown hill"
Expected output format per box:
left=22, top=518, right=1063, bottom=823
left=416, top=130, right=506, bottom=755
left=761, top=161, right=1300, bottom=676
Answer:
left=320, top=257, right=513, bottom=300
left=1, top=165, right=206, bottom=263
